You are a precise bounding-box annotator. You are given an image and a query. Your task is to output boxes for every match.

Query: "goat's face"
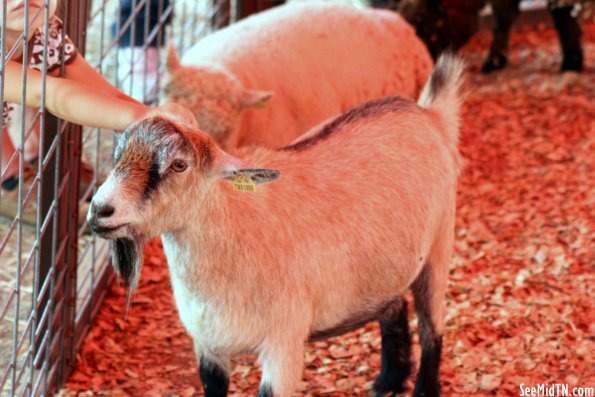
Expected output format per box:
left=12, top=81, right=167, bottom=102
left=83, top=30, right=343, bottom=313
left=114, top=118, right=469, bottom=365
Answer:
left=88, top=117, right=214, bottom=241
left=164, top=46, right=273, bottom=148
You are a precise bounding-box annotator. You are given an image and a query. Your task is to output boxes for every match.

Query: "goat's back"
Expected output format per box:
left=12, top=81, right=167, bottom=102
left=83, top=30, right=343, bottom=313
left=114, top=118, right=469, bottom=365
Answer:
left=211, top=97, right=459, bottom=330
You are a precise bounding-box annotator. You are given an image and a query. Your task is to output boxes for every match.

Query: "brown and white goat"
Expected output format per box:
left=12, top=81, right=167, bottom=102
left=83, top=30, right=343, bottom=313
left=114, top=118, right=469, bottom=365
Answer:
left=88, top=54, right=465, bottom=397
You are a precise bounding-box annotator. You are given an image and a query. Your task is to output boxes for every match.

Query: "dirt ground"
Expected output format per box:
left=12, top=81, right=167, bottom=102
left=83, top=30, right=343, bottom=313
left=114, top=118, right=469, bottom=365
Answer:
left=58, top=21, right=594, bottom=397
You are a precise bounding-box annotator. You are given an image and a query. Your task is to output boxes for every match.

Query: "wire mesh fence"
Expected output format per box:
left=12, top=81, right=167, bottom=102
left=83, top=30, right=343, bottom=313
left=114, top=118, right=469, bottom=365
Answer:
left=0, top=1, right=233, bottom=396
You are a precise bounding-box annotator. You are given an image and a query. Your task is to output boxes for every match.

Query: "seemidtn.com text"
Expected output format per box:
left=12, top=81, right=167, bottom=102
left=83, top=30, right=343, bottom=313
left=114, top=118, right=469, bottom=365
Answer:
left=520, top=384, right=594, bottom=397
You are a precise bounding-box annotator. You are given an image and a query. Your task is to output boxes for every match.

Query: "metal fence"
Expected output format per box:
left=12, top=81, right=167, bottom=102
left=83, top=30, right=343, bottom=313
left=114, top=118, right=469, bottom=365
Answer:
left=0, top=1, right=235, bottom=396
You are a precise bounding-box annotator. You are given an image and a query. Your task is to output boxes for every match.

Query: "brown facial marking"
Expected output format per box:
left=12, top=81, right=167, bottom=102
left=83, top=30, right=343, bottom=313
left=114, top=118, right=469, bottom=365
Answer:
left=115, top=145, right=159, bottom=202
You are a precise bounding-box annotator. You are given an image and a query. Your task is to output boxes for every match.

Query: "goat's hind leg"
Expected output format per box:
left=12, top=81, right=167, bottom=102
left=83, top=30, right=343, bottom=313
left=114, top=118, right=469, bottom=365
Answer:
left=372, top=298, right=413, bottom=397
left=411, top=230, right=452, bottom=397
left=411, top=266, right=445, bottom=397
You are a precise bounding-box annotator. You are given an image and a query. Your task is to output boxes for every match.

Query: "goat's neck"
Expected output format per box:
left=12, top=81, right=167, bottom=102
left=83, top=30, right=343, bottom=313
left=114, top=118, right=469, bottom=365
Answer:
left=160, top=183, right=234, bottom=287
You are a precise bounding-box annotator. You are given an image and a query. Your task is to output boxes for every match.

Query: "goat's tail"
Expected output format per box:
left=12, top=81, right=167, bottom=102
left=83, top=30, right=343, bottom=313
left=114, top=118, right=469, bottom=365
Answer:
left=417, top=53, right=465, bottom=145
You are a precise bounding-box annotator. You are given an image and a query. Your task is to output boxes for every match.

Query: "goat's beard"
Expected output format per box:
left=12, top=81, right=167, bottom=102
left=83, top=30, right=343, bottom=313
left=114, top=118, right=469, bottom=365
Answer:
left=111, top=233, right=145, bottom=307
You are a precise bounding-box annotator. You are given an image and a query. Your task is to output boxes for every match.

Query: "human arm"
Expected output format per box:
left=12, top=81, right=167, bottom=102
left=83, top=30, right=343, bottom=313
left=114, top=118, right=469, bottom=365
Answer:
left=61, top=53, right=140, bottom=105
left=61, top=54, right=198, bottom=126
left=3, top=60, right=197, bottom=130
left=4, top=60, right=146, bottom=130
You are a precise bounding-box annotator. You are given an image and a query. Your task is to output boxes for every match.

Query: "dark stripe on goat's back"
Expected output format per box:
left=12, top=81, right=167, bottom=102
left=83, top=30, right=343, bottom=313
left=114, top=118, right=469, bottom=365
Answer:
left=281, top=96, right=416, bottom=152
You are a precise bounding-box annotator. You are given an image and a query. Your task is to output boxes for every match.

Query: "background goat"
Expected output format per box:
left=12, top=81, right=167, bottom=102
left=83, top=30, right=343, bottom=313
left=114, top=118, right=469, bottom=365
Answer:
left=89, top=54, right=465, bottom=397
left=164, top=1, right=433, bottom=149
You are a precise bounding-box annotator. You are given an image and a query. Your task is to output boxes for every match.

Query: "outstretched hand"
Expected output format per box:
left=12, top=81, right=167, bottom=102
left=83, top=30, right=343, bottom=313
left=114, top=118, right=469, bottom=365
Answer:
left=141, top=103, right=198, bottom=129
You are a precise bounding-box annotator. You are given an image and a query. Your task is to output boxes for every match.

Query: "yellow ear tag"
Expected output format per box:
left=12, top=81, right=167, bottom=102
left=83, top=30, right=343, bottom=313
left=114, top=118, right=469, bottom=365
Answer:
left=232, top=174, right=257, bottom=192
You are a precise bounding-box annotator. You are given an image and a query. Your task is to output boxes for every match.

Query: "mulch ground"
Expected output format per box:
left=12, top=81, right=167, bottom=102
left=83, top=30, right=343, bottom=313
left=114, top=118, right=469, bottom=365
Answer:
left=60, top=21, right=594, bottom=397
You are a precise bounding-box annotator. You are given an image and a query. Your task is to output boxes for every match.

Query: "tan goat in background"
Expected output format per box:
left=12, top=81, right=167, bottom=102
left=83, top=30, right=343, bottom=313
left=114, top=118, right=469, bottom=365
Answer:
left=164, top=1, right=433, bottom=150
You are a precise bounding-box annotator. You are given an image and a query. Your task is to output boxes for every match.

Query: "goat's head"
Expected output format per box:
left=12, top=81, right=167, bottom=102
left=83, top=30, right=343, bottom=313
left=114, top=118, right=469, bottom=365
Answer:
left=163, top=45, right=273, bottom=148
left=88, top=117, right=211, bottom=240
left=88, top=117, right=279, bottom=290
left=88, top=117, right=211, bottom=292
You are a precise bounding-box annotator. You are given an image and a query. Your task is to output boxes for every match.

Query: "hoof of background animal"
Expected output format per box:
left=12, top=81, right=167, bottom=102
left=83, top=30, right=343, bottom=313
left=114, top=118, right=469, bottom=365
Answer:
left=481, top=54, right=508, bottom=73
left=371, top=389, right=399, bottom=397
left=371, top=376, right=407, bottom=397
left=561, top=52, right=584, bottom=73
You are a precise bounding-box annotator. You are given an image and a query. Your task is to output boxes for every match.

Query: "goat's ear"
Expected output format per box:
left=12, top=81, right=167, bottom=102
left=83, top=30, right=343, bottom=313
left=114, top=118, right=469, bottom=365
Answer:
left=221, top=169, right=280, bottom=185
left=167, top=44, right=182, bottom=72
left=212, top=149, right=280, bottom=188
left=238, top=89, right=274, bottom=109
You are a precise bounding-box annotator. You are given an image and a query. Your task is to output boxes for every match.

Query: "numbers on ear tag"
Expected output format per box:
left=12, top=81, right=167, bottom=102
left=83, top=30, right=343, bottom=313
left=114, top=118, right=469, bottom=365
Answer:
left=232, top=174, right=257, bottom=192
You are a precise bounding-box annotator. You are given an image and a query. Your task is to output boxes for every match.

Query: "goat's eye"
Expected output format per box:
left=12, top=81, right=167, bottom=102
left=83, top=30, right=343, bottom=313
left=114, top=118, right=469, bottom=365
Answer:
left=171, top=161, right=187, bottom=173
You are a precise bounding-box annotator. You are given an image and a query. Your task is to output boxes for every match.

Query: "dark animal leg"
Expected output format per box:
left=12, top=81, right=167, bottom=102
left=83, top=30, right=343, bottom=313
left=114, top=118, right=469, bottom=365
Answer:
left=199, top=357, right=230, bottom=397
left=373, top=299, right=413, bottom=397
left=411, top=266, right=444, bottom=397
left=549, top=3, right=583, bottom=72
left=482, top=0, right=520, bottom=73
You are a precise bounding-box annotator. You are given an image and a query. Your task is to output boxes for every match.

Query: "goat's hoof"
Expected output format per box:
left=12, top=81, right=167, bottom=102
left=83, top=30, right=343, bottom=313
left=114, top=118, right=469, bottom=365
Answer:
left=412, top=384, right=441, bottom=397
left=481, top=54, right=508, bottom=73
left=561, top=52, right=584, bottom=73
left=372, top=377, right=406, bottom=397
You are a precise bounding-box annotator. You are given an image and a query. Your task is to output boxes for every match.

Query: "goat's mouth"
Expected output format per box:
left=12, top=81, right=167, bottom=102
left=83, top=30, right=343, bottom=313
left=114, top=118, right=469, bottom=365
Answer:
left=89, top=223, right=128, bottom=239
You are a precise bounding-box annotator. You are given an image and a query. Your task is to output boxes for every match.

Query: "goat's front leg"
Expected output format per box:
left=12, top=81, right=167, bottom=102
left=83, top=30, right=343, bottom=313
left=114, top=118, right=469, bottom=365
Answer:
left=482, top=0, right=521, bottom=73
left=198, top=356, right=230, bottom=397
left=258, top=338, right=305, bottom=397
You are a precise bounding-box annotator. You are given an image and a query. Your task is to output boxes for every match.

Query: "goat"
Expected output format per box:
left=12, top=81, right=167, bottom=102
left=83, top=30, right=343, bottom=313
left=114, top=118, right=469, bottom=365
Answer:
left=399, top=0, right=584, bottom=73
left=164, top=1, right=433, bottom=150
left=88, top=54, right=465, bottom=397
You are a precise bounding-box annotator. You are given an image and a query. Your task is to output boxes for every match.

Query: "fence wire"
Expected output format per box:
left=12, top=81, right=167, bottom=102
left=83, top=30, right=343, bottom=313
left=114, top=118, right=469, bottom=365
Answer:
left=0, top=1, right=232, bottom=396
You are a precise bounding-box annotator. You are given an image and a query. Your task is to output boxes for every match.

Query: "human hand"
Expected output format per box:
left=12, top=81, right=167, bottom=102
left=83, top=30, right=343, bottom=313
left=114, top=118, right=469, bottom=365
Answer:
left=141, top=103, right=198, bottom=129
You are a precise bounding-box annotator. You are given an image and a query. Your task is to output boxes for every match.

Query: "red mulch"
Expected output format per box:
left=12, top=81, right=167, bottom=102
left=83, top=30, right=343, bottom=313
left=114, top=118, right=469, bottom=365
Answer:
left=60, top=21, right=595, bottom=397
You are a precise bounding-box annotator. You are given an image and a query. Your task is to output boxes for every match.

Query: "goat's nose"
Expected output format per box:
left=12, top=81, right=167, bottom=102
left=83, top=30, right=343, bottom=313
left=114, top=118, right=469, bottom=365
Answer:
left=93, top=202, right=115, bottom=218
